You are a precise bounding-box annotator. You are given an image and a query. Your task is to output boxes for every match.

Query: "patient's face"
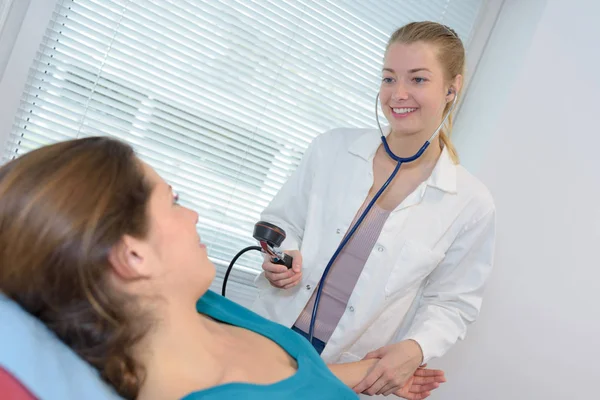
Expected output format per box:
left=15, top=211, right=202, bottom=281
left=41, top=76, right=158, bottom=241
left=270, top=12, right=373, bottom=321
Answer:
left=141, top=161, right=215, bottom=300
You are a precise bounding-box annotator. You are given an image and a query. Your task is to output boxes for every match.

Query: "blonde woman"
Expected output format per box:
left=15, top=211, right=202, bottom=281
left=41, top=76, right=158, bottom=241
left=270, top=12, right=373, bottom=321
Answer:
left=252, top=21, right=496, bottom=397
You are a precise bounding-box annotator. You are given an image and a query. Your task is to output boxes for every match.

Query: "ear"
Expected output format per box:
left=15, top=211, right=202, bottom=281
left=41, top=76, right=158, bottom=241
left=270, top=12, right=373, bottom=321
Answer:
left=446, top=74, right=463, bottom=102
left=108, top=235, right=152, bottom=281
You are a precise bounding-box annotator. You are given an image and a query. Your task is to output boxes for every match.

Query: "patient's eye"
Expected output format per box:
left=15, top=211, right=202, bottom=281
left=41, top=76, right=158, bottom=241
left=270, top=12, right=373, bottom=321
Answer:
left=170, top=187, right=179, bottom=205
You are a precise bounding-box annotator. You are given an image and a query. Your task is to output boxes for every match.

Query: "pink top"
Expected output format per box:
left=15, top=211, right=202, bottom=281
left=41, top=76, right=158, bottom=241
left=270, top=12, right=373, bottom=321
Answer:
left=294, top=197, right=391, bottom=342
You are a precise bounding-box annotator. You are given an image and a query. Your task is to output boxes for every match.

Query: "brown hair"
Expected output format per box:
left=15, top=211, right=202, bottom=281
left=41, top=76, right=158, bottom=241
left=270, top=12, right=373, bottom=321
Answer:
left=387, top=21, right=466, bottom=163
left=0, top=137, right=153, bottom=399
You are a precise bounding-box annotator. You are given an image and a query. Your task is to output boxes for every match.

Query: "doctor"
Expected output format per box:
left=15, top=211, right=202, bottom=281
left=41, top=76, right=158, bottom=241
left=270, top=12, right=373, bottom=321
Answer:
left=250, top=21, right=496, bottom=397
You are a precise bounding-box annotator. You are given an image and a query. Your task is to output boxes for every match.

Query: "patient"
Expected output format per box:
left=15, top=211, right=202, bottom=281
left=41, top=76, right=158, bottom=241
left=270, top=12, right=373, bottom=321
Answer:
left=0, top=137, right=445, bottom=400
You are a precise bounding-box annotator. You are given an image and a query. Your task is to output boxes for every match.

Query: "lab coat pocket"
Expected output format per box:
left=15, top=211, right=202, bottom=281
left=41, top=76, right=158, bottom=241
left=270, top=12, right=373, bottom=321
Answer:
left=384, top=240, right=445, bottom=298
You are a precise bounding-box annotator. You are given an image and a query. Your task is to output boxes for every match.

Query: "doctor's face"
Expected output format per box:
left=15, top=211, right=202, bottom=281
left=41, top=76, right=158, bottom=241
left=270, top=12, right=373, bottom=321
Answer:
left=379, top=41, right=451, bottom=138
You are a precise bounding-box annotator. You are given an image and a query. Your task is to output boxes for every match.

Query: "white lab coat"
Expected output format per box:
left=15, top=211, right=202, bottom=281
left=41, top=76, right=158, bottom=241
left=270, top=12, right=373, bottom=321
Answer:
left=250, top=127, right=496, bottom=375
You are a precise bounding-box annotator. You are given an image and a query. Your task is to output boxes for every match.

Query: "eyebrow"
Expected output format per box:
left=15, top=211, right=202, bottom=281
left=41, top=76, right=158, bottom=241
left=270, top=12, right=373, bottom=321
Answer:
left=382, top=67, right=432, bottom=74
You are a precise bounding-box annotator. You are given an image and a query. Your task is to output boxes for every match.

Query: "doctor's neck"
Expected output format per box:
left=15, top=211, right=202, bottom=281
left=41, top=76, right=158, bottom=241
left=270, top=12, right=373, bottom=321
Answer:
left=383, top=128, right=443, bottom=166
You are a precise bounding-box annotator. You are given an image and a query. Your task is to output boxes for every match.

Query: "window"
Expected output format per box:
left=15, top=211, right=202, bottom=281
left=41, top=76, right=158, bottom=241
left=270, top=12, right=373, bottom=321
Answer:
left=3, top=0, right=486, bottom=306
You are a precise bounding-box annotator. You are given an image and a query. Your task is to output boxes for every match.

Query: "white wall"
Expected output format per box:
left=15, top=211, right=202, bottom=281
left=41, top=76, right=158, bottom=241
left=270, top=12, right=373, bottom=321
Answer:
left=432, top=0, right=600, bottom=399
left=0, top=0, right=56, bottom=158
left=0, top=0, right=29, bottom=80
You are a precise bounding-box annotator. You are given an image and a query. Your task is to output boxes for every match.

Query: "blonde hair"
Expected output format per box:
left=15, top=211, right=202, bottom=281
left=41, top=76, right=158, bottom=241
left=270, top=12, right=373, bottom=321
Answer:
left=386, top=21, right=465, bottom=164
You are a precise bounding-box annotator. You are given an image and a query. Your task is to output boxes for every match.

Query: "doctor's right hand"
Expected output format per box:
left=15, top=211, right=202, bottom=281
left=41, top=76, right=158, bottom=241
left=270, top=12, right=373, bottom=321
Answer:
left=262, top=250, right=303, bottom=289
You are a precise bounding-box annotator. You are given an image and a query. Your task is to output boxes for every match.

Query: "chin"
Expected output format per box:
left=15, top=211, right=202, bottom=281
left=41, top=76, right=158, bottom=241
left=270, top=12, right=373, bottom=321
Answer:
left=201, top=261, right=217, bottom=290
left=207, top=262, right=217, bottom=283
left=390, top=124, right=422, bottom=137
left=190, top=276, right=214, bottom=300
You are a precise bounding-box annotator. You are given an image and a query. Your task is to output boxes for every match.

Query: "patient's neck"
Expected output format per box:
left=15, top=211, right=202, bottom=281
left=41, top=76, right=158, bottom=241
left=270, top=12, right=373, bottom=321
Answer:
left=135, top=299, right=231, bottom=400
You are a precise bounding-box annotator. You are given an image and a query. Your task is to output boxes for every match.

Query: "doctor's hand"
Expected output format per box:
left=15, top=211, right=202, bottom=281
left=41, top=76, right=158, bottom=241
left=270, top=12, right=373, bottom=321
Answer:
left=353, top=340, right=425, bottom=396
left=262, top=250, right=303, bottom=289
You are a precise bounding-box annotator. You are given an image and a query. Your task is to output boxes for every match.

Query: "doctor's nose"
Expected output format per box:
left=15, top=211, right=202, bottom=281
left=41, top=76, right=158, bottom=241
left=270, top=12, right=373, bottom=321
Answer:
left=392, top=83, right=409, bottom=101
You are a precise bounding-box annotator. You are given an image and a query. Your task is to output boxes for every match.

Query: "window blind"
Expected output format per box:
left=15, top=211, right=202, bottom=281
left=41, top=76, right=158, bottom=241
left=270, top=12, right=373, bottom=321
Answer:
left=4, top=0, right=485, bottom=307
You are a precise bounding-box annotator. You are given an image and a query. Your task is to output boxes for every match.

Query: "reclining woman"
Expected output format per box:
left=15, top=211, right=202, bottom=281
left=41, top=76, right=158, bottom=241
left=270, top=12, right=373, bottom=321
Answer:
left=0, top=137, right=445, bottom=400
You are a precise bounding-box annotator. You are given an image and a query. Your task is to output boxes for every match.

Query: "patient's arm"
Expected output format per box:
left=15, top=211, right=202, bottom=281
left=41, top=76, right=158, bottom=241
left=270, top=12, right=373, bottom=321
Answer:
left=328, top=359, right=378, bottom=389
left=328, top=361, right=445, bottom=399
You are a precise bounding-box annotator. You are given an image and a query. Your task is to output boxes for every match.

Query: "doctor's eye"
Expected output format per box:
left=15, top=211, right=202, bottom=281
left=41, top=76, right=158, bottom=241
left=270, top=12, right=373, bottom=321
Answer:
left=382, top=77, right=395, bottom=84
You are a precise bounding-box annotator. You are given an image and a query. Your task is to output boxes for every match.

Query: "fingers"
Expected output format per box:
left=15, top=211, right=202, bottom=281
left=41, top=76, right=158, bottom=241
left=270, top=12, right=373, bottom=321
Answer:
left=364, top=376, right=388, bottom=396
left=393, top=371, right=444, bottom=398
left=414, top=368, right=445, bottom=379
left=381, top=381, right=400, bottom=396
left=395, top=379, right=440, bottom=400
left=262, top=260, right=288, bottom=274
left=288, top=250, right=303, bottom=273
left=410, top=382, right=440, bottom=393
left=379, top=375, right=407, bottom=396
left=264, top=270, right=302, bottom=288
left=354, top=363, right=388, bottom=395
left=412, top=375, right=445, bottom=385
left=395, top=387, right=433, bottom=400
left=262, top=250, right=303, bottom=272
left=263, top=265, right=293, bottom=279
left=409, top=391, right=432, bottom=400
left=353, top=364, right=383, bottom=394
left=262, top=250, right=303, bottom=288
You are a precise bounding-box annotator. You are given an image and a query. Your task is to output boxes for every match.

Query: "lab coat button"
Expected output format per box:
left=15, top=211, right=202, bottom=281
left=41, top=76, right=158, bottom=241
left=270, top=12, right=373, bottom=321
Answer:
left=306, top=284, right=312, bottom=291
left=377, top=246, right=384, bottom=252
left=349, top=306, right=355, bottom=312
left=336, top=228, right=341, bottom=234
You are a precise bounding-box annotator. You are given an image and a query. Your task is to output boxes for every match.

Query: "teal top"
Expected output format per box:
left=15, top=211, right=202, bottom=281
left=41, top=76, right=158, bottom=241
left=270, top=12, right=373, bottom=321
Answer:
left=181, top=290, right=358, bottom=399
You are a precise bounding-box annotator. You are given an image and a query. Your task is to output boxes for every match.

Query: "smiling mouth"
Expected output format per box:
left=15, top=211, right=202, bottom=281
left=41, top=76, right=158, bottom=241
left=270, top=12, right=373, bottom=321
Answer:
left=391, top=107, right=418, bottom=116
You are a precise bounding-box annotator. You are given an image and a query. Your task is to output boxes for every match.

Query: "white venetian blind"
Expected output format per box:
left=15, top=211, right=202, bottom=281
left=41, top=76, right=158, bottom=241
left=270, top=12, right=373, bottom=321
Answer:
left=3, top=0, right=485, bottom=306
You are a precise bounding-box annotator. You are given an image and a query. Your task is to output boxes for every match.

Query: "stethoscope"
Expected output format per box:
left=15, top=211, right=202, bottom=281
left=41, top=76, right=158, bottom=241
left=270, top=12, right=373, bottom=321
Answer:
left=307, top=89, right=459, bottom=344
